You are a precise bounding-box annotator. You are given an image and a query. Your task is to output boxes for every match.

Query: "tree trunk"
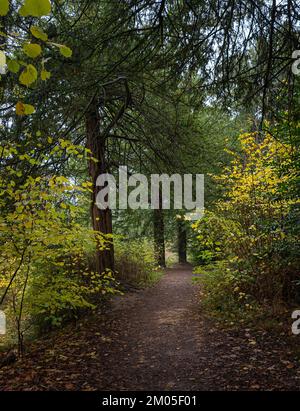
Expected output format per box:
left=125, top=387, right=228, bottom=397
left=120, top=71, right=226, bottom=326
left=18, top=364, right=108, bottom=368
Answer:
left=177, top=219, right=187, bottom=263
left=86, top=100, right=114, bottom=274
left=153, top=207, right=166, bottom=267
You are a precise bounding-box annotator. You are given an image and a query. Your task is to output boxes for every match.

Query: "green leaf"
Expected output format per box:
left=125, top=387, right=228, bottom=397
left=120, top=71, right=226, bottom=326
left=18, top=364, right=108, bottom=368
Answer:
left=0, top=50, right=6, bottom=73
left=19, top=64, right=38, bottom=86
left=0, top=0, right=9, bottom=16
left=7, top=59, right=20, bottom=73
left=16, top=101, right=36, bottom=116
left=23, top=43, right=42, bottom=58
left=19, top=0, right=51, bottom=17
left=30, top=25, right=48, bottom=42
left=58, top=45, right=72, bottom=58
left=41, top=68, right=51, bottom=80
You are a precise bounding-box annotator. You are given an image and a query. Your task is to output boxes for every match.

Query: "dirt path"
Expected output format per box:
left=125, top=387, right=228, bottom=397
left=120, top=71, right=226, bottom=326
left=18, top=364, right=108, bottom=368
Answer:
left=0, top=264, right=299, bottom=391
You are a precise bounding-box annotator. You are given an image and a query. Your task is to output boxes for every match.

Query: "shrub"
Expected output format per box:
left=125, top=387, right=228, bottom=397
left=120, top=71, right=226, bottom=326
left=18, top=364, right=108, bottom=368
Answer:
left=193, top=262, right=259, bottom=322
left=0, top=157, right=117, bottom=353
left=190, top=211, right=239, bottom=265
left=192, top=131, right=300, bottom=321
left=114, top=239, right=162, bottom=288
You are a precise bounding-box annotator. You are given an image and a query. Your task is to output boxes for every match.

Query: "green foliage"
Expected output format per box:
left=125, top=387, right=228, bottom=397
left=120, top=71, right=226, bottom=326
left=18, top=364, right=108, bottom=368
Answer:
left=7, top=59, right=20, bottom=74
left=190, top=212, right=237, bottom=265
left=193, top=262, right=259, bottom=322
left=19, top=0, right=51, bottom=17
left=23, top=43, right=42, bottom=58
left=1, top=0, right=299, bottom=355
left=192, top=130, right=300, bottom=322
left=114, top=239, right=162, bottom=288
left=56, top=44, right=73, bottom=58
left=30, top=25, right=48, bottom=42
left=19, top=64, right=38, bottom=86
left=1, top=1, right=72, bottom=115
left=0, top=142, right=116, bottom=348
left=0, top=0, right=9, bottom=16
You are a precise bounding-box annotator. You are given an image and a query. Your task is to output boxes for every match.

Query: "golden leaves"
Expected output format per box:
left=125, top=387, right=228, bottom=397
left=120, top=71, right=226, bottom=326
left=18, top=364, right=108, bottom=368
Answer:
left=30, top=26, right=48, bottom=42
left=16, top=101, right=36, bottom=116
left=0, top=0, right=9, bottom=16
left=19, top=64, right=38, bottom=86
left=23, top=43, right=42, bottom=58
left=19, top=0, right=51, bottom=17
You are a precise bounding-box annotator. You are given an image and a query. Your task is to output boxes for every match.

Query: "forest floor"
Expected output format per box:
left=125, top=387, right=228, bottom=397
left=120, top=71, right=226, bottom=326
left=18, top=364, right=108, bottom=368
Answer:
left=0, top=264, right=300, bottom=391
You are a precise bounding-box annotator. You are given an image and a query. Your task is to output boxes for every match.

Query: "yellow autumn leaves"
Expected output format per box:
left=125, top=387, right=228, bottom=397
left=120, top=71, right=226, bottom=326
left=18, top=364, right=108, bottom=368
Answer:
left=214, top=132, right=293, bottom=206
left=41, top=68, right=51, bottom=80
left=19, top=0, right=51, bottom=17
left=0, top=0, right=9, bottom=16
left=30, top=26, right=48, bottom=41
left=53, top=44, right=73, bottom=58
left=0, top=0, right=73, bottom=115
left=16, top=101, right=36, bottom=115
left=19, top=64, right=38, bottom=86
left=0, top=0, right=51, bottom=17
left=23, top=43, right=42, bottom=58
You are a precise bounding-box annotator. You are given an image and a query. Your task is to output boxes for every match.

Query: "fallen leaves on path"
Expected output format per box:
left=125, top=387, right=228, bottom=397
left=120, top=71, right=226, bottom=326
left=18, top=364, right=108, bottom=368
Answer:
left=0, top=265, right=299, bottom=391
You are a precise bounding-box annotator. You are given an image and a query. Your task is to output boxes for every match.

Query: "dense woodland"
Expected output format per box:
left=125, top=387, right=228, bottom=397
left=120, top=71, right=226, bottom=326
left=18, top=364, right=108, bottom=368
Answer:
left=0, top=0, right=299, bottom=391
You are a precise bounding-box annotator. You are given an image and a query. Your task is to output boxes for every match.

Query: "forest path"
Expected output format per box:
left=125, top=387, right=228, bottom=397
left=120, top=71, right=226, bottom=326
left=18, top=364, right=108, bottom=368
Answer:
left=0, top=264, right=299, bottom=390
